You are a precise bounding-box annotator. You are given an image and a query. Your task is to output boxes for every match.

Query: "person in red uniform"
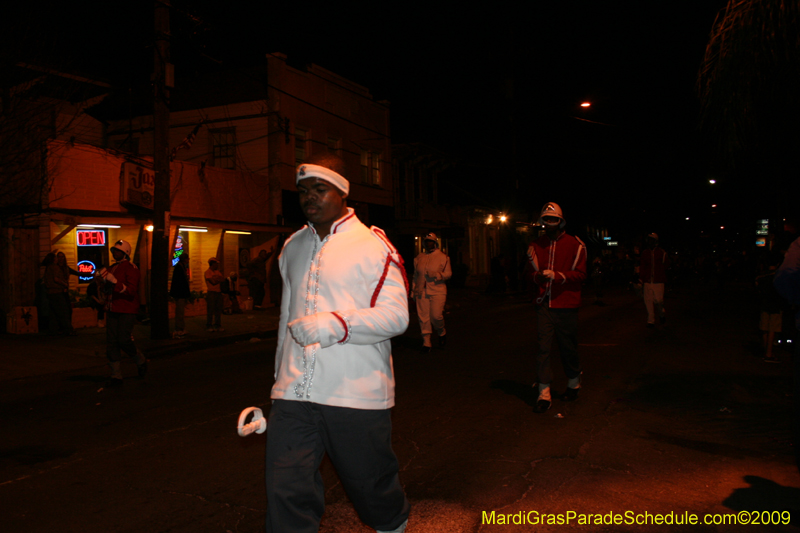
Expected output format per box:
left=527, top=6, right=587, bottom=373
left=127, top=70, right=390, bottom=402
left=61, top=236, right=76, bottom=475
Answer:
left=528, top=202, right=587, bottom=413
left=639, top=232, right=669, bottom=327
left=96, top=239, right=147, bottom=386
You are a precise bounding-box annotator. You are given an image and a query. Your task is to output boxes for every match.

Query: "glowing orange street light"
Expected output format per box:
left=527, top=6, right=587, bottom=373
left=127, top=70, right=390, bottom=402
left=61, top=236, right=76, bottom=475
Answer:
left=580, top=102, right=591, bottom=108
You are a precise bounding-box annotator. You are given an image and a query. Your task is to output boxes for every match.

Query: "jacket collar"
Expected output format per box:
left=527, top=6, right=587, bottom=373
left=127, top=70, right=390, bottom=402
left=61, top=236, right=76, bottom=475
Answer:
left=308, top=207, right=358, bottom=236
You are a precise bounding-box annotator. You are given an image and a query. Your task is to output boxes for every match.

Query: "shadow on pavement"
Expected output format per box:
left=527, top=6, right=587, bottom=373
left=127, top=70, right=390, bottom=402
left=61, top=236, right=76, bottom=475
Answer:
left=722, top=475, right=800, bottom=527
left=489, top=379, right=537, bottom=407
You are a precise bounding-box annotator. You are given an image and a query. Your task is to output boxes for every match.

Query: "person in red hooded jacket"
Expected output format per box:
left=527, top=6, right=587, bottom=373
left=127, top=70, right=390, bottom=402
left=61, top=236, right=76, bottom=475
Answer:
left=96, top=239, right=147, bottom=386
left=527, top=202, right=587, bottom=413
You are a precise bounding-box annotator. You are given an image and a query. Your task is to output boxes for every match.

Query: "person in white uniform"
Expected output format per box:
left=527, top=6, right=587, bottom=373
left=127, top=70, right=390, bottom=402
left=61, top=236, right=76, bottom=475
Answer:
left=412, top=232, right=452, bottom=352
left=266, top=152, right=410, bottom=533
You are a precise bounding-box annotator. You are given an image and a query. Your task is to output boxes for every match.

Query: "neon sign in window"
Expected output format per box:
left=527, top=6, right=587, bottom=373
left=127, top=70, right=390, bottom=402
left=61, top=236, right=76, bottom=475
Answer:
left=172, top=234, right=185, bottom=266
left=77, top=260, right=97, bottom=282
left=77, top=230, right=106, bottom=247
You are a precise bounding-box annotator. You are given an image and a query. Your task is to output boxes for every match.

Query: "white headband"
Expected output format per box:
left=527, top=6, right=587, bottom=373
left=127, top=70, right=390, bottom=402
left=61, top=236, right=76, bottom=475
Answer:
left=296, top=164, right=349, bottom=195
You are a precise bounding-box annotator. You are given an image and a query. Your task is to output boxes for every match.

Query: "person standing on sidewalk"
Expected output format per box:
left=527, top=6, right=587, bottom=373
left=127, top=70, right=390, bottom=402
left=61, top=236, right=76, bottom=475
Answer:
left=528, top=202, right=587, bottom=413
left=266, top=153, right=410, bottom=533
left=639, top=233, right=669, bottom=327
left=96, top=240, right=146, bottom=386
left=204, top=257, right=224, bottom=332
left=412, top=232, right=451, bottom=352
left=170, top=253, right=191, bottom=338
left=247, top=248, right=273, bottom=309
left=42, top=252, right=74, bottom=335
left=756, top=252, right=785, bottom=362
left=56, top=251, right=80, bottom=329
left=774, top=235, right=800, bottom=472
left=222, top=272, right=243, bottom=314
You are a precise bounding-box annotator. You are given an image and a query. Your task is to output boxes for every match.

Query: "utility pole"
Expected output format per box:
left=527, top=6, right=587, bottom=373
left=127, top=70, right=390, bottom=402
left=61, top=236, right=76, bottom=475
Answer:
left=151, top=0, right=171, bottom=339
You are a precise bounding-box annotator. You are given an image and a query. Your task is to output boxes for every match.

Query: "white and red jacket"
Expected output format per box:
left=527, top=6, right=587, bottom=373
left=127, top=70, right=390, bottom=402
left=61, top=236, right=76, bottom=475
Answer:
left=271, top=208, right=409, bottom=410
left=527, top=232, right=587, bottom=309
left=640, top=246, right=669, bottom=284
left=412, top=248, right=451, bottom=298
left=107, top=260, right=140, bottom=314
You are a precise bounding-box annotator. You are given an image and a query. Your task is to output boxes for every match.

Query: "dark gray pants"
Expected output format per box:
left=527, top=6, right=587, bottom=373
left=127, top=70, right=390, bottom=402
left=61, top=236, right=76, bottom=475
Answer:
left=106, top=311, right=145, bottom=378
left=536, top=305, right=581, bottom=385
left=265, top=400, right=410, bottom=533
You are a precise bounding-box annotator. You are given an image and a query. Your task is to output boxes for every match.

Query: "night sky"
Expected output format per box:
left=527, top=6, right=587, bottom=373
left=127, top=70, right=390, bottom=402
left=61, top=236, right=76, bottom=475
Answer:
left=12, top=1, right=737, bottom=244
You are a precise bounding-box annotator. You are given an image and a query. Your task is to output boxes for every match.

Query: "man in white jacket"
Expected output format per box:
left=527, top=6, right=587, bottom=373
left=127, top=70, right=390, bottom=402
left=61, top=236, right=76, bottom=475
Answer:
left=266, top=153, right=410, bottom=533
left=412, top=233, right=452, bottom=352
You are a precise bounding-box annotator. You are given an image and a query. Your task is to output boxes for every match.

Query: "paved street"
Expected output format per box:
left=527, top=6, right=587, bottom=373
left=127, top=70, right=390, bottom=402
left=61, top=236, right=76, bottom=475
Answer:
left=1, top=283, right=799, bottom=532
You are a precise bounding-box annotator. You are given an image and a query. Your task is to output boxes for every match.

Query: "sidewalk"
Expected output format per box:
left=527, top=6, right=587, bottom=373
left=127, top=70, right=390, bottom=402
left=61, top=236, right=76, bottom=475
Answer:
left=0, top=284, right=640, bottom=383
left=0, top=306, right=281, bottom=382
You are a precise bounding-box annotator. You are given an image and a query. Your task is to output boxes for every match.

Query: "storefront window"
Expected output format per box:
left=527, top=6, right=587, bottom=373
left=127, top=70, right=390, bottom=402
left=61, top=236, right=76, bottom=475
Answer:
left=76, top=229, right=108, bottom=283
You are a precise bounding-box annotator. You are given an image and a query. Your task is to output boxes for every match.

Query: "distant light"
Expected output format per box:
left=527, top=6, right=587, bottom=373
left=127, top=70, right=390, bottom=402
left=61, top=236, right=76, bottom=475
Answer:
left=78, top=224, right=121, bottom=229
left=500, top=215, right=507, bottom=222
left=486, top=215, right=493, bottom=224
left=711, top=204, right=717, bottom=208
left=685, top=217, right=690, bottom=221
left=145, top=225, right=154, bottom=232
left=580, top=102, right=591, bottom=108
left=226, top=230, right=251, bottom=235
left=180, top=226, right=208, bottom=232
left=709, top=179, right=716, bottom=184
left=720, top=226, right=724, bottom=229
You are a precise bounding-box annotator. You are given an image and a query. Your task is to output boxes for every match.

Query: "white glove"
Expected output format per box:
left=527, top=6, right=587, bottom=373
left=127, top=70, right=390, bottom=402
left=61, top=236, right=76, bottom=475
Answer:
left=541, top=269, right=556, bottom=280
left=288, top=315, right=319, bottom=347
left=97, top=268, right=117, bottom=284
left=288, top=312, right=346, bottom=348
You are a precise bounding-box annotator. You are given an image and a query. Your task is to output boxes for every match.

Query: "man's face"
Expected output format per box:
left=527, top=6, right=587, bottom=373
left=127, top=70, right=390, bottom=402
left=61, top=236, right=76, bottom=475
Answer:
left=258, top=250, right=267, bottom=260
left=298, top=177, right=346, bottom=232
left=111, top=248, right=125, bottom=262
left=424, top=239, right=436, bottom=252
left=542, top=216, right=562, bottom=238
left=210, top=262, right=219, bottom=271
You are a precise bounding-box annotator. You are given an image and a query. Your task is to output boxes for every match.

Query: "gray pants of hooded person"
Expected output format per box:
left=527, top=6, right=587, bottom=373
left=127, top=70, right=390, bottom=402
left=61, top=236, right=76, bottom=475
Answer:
left=106, top=311, right=145, bottom=379
left=536, top=305, right=581, bottom=385
left=206, top=291, right=222, bottom=328
left=265, top=400, right=410, bottom=533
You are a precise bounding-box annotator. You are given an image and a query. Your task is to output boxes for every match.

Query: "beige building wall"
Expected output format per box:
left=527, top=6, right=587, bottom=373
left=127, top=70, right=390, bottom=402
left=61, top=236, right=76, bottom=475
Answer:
left=267, top=54, right=393, bottom=210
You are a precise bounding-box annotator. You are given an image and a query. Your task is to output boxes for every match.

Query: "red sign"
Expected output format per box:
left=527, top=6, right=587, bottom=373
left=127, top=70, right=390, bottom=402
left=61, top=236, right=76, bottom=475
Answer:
left=77, top=230, right=106, bottom=247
